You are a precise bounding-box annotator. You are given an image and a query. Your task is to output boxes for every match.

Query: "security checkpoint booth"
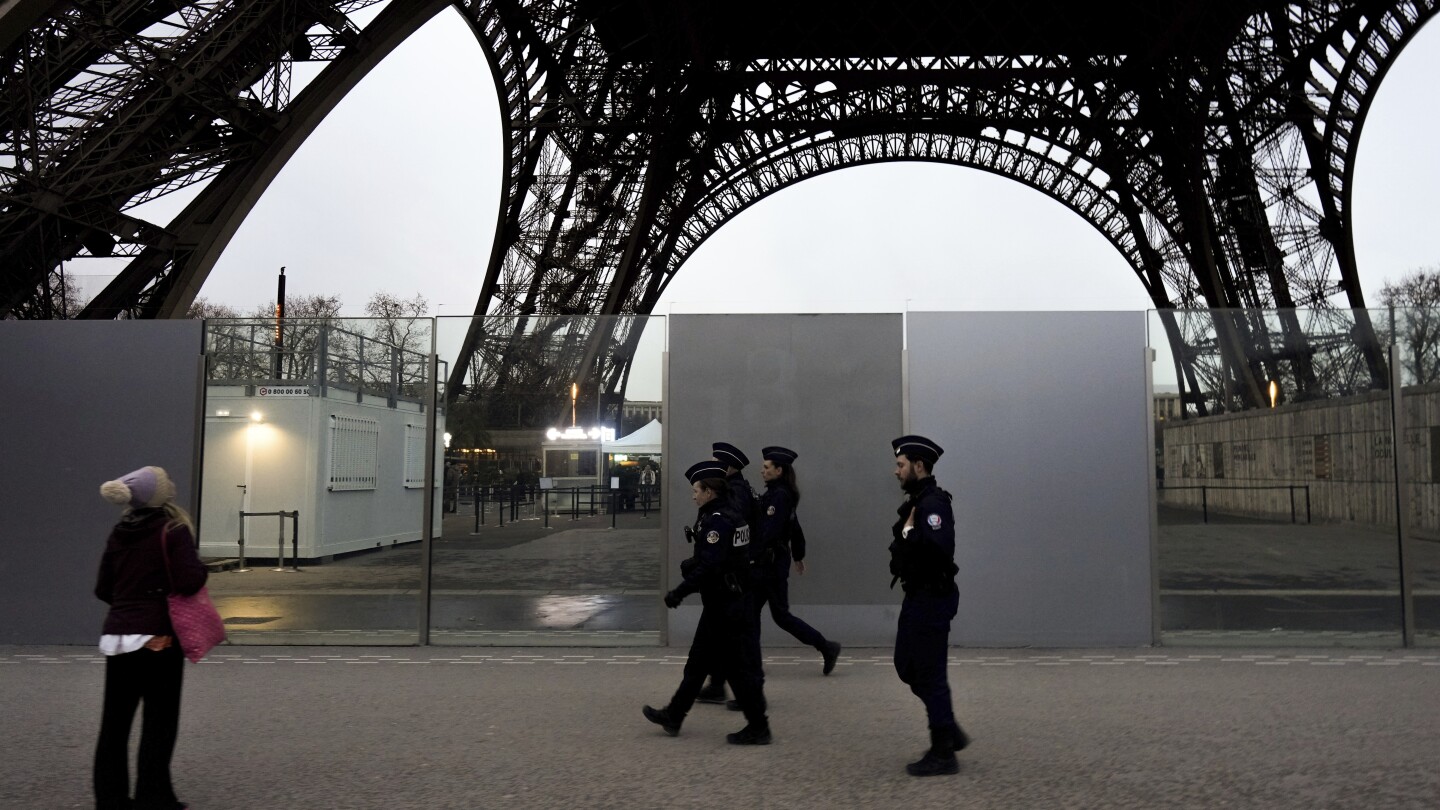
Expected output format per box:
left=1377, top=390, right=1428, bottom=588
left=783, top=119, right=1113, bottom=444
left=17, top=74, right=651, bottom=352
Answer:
left=540, top=424, right=614, bottom=515
left=197, top=320, right=445, bottom=563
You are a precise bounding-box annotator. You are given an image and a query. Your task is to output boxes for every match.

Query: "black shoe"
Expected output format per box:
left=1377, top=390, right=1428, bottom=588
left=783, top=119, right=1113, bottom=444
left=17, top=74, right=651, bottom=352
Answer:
left=906, top=749, right=959, bottom=776
left=696, top=681, right=727, bottom=704
left=821, top=641, right=842, bottom=675
left=725, top=699, right=742, bottom=711
left=643, top=705, right=681, bottom=737
left=906, top=726, right=959, bottom=776
left=952, top=723, right=971, bottom=751
left=726, top=723, right=772, bottom=745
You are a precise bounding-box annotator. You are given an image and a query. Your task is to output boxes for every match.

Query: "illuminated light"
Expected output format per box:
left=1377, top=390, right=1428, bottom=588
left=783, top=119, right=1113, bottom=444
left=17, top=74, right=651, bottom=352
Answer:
left=1268, top=380, right=1279, bottom=408
left=614, top=454, right=629, bottom=462
left=443, top=432, right=452, bottom=449
left=216, top=410, right=230, bottom=417
left=250, top=411, right=263, bottom=422
left=547, top=426, right=614, bottom=442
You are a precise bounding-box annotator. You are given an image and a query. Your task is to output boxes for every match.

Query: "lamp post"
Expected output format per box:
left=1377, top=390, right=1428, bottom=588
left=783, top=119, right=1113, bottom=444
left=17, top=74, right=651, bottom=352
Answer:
left=273, top=267, right=285, bottom=380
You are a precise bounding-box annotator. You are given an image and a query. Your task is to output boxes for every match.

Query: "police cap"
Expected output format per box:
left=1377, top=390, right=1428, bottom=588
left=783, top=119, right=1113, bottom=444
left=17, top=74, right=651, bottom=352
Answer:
left=892, top=435, right=943, bottom=465
left=761, top=446, right=798, bottom=465
left=685, top=460, right=728, bottom=484
left=712, top=442, right=749, bottom=469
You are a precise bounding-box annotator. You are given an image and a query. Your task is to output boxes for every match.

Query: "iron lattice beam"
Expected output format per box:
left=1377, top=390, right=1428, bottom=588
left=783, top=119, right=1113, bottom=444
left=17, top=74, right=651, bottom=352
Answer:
left=446, top=0, right=1436, bottom=422
left=2, top=2, right=1436, bottom=421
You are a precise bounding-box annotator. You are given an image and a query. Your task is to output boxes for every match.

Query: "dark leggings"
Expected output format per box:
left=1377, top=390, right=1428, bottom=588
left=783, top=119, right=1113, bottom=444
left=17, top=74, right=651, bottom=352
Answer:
left=94, top=644, right=184, bottom=810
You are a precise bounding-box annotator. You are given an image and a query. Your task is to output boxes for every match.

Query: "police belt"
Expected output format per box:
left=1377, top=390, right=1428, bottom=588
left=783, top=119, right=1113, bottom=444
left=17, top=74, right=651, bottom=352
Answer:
left=897, top=578, right=956, bottom=596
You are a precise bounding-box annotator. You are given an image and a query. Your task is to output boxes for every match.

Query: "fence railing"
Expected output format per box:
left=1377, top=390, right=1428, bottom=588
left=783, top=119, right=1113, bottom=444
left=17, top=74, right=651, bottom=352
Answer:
left=443, top=484, right=661, bottom=531
left=204, top=320, right=443, bottom=407
left=1159, top=485, right=1311, bottom=524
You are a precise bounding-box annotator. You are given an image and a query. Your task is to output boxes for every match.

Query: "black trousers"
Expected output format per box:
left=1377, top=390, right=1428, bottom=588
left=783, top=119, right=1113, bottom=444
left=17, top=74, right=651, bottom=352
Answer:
left=94, top=644, right=184, bottom=810
left=755, top=551, right=828, bottom=649
left=894, top=587, right=959, bottom=729
left=669, top=592, right=767, bottom=726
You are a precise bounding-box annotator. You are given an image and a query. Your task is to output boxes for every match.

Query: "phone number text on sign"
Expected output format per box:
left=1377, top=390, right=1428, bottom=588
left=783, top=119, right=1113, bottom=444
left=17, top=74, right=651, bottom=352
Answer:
left=257, top=386, right=309, bottom=397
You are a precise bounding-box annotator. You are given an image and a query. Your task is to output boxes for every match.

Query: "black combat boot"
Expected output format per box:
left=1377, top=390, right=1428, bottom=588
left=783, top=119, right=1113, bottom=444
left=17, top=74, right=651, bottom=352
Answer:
left=642, top=705, right=682, bottom=737
left=951, top=722, right=970, bottom=751
left=821, top=641, right=842, bottom=675
left=726, top=722, right=772, bottom=745
left=905, top=727, right=959, bottom=776
left=696, top=677, right=727, bottom=704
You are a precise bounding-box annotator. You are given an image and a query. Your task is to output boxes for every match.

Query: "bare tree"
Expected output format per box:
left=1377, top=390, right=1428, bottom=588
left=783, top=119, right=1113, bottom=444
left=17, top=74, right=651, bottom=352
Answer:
left=364, top=291, right=430, bottom=392
left=186, top=297, right=240, bottom=319
left=1380, top=266, right=1440, bottom=385
left=204, top=294, right=342, bottom=381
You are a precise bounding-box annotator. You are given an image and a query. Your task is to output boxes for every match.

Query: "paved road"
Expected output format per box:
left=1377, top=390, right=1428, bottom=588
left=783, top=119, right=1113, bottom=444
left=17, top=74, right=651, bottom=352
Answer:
left=5, top=645, right=1437, bottom=809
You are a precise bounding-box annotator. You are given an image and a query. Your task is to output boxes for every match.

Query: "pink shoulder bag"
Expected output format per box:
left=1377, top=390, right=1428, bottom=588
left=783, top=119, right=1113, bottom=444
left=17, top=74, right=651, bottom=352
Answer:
left=161, top=527, right=227, bottom=663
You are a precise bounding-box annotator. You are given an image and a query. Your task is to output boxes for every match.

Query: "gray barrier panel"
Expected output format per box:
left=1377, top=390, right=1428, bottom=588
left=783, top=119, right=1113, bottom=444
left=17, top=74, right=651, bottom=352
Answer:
left=0, top=321, right=204, bottom=644
left=667, top=314, right=905, bottom=646
left=907, top=311, right=1153, bottom=646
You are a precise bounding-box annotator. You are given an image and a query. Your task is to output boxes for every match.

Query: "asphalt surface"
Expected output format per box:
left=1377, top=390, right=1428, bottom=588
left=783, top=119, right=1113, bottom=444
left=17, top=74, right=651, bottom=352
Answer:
left=5, top=645, right=1438, bottom=809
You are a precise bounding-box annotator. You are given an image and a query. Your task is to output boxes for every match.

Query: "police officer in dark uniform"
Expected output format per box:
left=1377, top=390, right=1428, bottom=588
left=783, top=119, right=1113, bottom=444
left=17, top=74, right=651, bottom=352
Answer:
left=643, top=461, right=771, bottom=744
left=749, top=447, right=841, bottom=676
left=889, top=435, right=969, bottom=776
left=695, top=441, right=759, bottom=705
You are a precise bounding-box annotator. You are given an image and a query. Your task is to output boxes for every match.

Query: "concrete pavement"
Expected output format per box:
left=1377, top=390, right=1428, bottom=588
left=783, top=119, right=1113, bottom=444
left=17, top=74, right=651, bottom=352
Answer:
left=4, top=645, right=1438, bottom=809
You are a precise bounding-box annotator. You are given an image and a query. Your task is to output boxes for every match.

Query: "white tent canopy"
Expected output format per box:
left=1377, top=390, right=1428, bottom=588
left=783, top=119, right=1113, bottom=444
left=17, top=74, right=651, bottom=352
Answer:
left=603, top=418, right=661, bottom=455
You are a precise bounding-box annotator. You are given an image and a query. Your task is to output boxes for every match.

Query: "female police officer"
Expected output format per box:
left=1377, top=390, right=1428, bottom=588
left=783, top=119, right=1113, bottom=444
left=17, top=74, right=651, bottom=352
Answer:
left=643, top=460, right=771, bottom=744
left=752, top=446, right=840, bottom=674
left=889, top=435, right=969, bottom=776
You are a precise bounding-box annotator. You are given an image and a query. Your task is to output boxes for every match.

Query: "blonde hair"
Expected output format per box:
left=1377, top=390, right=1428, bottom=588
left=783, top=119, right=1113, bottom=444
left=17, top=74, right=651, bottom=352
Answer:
left=161, top=502, right=195, bottom=536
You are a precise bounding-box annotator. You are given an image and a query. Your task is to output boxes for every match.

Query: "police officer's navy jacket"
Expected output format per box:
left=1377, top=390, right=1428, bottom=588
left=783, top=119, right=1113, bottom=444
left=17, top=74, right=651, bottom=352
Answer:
left=758, top=481, right=806, bottom=562
left=676, top=504, right=752, bottom=600
left=889, top=476, right=959, bottom=592
left=726, top=471, right=759, bottom=528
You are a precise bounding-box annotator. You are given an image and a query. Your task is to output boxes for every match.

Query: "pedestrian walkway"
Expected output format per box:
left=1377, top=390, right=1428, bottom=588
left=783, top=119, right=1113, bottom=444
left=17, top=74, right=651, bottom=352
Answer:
left=4, top=646, right=1437, bottom=809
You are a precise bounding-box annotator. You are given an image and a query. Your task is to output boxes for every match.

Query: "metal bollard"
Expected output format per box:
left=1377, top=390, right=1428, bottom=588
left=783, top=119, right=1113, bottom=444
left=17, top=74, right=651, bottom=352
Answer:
left=287, top=511, right=302, bottom=572
left=272, top=513, right=288, bottom=572
left=236, top=509, right=250, bottom=572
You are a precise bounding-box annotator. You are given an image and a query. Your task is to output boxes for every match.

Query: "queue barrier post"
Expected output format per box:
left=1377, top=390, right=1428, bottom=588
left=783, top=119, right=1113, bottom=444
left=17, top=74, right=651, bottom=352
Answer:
left=236, top=510, right=250, bottom=572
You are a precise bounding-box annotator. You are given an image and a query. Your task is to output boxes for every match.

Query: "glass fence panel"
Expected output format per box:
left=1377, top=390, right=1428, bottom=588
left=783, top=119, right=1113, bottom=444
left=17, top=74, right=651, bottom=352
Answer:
left=1150, top=308, right=1404, bottom=646
left=428, top=315, right=665, bottom=646
left=1393, top=307, right=1440, bottom=645
left=199, top=316, right=437, bottom=644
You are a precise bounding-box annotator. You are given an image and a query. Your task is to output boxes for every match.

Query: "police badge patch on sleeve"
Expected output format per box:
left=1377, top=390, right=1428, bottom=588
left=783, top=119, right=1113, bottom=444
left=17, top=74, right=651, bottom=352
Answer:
left=706, top=531, right=720, bottom=544
left=927, top=513, right=942, bottom=529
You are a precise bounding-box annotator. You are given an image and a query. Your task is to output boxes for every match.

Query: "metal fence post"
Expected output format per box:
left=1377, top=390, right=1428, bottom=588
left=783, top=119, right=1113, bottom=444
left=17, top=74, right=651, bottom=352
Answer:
left=289, top=511, right=301, bottom=572
left=272, top=513, right=288, bottom=572
left=236, top=510, right=249, bottom=572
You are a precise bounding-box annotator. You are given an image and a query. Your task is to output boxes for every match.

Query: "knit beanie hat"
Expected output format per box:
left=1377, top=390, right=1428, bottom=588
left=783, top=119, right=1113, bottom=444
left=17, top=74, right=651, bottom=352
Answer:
left=100, top=466, right=176, bottom=509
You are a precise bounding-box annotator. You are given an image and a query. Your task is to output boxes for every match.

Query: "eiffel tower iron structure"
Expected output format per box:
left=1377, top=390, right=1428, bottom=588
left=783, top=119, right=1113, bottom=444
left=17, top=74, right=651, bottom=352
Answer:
left=2, top=1, right=1436, bottom=425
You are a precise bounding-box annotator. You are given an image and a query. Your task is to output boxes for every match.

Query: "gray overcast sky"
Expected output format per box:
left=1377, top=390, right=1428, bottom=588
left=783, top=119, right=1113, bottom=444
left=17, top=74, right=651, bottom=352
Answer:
left=100, top=6, right=1436, bottom=399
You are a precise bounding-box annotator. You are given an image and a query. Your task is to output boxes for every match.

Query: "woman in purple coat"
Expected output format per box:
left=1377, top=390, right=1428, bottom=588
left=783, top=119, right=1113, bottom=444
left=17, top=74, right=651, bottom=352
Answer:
left=93, top=466, right=207, bottom=810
